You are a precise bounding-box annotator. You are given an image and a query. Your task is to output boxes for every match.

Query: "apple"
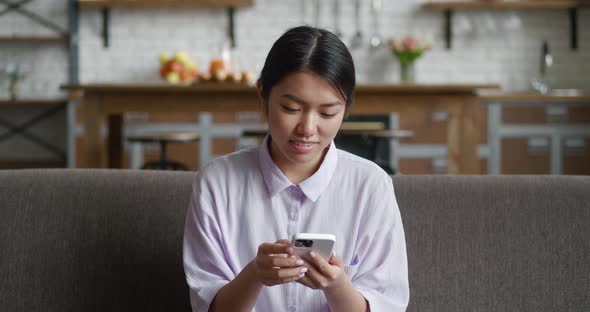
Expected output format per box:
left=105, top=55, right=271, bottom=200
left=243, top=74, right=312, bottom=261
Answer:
left=159, top=54, right=169, bottom=65
left=174, top=51, right=190, bottom=64
left=166, top=72, right=180, bottom=84
left=169, top=60, right=184, bottom=74
left=186, top=61, right=197, bottom=71
left=160, top=63, right=171, bottom=78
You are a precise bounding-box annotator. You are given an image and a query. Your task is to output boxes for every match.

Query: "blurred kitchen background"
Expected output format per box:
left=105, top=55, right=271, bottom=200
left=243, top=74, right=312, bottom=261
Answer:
left=1, top=0, right=589, bottom=174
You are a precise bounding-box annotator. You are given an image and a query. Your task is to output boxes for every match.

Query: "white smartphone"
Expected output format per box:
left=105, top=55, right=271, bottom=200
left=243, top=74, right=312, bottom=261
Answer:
left=291, top=233, right=336, bottom=261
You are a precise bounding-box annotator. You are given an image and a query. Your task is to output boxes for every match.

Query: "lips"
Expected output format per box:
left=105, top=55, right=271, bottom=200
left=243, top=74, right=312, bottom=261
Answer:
left=289, top=140, right=317, bottom=153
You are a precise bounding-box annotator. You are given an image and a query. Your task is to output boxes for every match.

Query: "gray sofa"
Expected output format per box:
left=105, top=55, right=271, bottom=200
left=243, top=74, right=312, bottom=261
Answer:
left=1, top=169, right=589, bottom=311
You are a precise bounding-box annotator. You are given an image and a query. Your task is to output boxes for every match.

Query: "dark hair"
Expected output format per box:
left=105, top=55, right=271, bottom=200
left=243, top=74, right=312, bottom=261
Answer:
left=258, top=26, right=356, bottom=113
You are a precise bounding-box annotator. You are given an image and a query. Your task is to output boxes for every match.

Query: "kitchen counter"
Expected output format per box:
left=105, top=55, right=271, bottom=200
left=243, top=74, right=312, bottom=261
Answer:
left=62, top=83, right=499, bottom=173
left=478, top=90, right=590, bottom=103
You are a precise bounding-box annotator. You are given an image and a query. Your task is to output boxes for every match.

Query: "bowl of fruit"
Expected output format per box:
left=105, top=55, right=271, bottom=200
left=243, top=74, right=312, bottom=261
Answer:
left=159, top=51, right=198, bottom=84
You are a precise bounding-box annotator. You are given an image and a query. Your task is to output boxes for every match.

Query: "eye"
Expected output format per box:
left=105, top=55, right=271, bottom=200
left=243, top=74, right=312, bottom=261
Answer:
left=320, top=112, right=338, bottom=118
left=281, top=105, right=299, bottom=113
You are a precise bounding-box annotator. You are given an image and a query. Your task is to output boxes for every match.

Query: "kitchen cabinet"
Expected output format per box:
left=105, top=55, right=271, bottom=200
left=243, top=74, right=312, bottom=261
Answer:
left=480, top=91, right=590, bottom=175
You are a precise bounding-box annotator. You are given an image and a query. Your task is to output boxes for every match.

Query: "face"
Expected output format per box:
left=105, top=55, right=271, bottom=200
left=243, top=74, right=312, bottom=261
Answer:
left=263, top=71, right=346, bottom=174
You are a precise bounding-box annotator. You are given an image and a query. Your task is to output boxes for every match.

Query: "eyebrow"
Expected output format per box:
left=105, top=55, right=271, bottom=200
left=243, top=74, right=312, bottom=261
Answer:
left=280, top=94, right=343, bottom=107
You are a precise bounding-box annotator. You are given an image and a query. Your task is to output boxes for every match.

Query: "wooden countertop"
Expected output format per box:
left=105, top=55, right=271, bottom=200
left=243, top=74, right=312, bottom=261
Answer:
left=68, top=83, right=490, bottom=173
left=478, top=90, right=590, bottom=103
left=62, top=83, right=500, bottom=95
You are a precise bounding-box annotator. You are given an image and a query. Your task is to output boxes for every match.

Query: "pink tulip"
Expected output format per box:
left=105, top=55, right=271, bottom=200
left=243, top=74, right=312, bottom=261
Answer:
left=388, top=38, right=405, bottom=52
left=404, top=37, right=416, bottom=51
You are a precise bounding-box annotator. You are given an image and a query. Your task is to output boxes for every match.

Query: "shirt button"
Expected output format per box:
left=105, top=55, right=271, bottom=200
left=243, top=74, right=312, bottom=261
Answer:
left=288, top=306, right=296, bottom=312
left=289, top=211, right=298, bottom=221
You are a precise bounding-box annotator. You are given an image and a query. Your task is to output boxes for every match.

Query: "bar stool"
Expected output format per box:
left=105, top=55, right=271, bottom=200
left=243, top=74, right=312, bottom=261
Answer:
left=241, top=122, right=413, bottom=174
left=126, top=132, right=200, bottom=170
left=336, top=128, right=413, bottom=174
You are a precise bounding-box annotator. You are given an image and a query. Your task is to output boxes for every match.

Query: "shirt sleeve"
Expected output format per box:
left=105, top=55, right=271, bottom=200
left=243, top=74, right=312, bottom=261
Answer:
left=183, top=172, right=235, bottom=312
left=351, top=175, right=410, bottom=312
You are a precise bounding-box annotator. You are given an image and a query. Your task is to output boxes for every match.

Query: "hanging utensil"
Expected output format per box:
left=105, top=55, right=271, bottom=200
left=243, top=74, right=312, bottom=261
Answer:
left=301, top=0, right=307, bottom=25
left=333, top=0, right=342, bottom=38
left=350, top=0, right=363, bottom=48
left=314, top=0, right=321, bottom=27
left=369, top=0, right=383, bottom=48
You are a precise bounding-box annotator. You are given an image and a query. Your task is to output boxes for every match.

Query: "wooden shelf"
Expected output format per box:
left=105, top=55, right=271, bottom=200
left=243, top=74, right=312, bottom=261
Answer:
left=79, top=0, right=253, bottom=8
left=0, top=99, right=69, bottom=106
left=0, top=35, right=68, bottom=44
left=79, top=0, right=251, bottom=48
left=423, top=1, right=586, bottom=50
left=423, top=1, right=588, bottom=10
left=61, top=83, right=500, bottom=95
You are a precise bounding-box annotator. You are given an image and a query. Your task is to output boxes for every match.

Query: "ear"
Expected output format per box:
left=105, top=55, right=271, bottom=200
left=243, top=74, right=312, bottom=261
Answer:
left=256, top=80, right=269, bottom=121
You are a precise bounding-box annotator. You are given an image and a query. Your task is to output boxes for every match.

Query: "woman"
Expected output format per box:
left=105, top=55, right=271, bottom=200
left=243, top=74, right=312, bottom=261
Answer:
left=183, top=26, right=409, bottom=312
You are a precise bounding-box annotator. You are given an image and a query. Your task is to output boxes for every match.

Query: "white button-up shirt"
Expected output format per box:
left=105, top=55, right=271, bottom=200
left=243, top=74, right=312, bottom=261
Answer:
left=183, top=137, right=409, bottom=311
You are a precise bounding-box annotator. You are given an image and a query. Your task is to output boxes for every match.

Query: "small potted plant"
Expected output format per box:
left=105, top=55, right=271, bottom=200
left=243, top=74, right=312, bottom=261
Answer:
left=4, top=64, right=26, bottom=100
left=388, top=35, right=432, bottom=83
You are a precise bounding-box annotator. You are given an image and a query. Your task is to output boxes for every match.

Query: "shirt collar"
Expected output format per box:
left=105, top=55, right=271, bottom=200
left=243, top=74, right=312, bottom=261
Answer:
left=258, top=135, right=338, bottom=202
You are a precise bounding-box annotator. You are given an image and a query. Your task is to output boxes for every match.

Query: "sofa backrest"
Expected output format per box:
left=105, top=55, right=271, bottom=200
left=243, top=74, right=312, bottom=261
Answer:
left=392, top=175, right=590, bottom=312
left=1, top=170, right=589, bottom=311
left=0, top=169, right=195, bottom=311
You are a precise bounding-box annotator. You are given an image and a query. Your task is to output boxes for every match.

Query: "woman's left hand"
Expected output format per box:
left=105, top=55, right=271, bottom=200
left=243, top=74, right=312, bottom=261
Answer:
left=296, top=252, right=349, bottom=291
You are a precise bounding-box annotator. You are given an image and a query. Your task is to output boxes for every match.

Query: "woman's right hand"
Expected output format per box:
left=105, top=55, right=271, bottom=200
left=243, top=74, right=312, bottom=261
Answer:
left=251, top=239, right=308, bottom=286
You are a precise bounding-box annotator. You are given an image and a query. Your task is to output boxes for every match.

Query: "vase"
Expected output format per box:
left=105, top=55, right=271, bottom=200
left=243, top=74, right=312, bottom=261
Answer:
left=9, top=80, right=18, bottom=100
left=399, top=62, right=415, bottom=83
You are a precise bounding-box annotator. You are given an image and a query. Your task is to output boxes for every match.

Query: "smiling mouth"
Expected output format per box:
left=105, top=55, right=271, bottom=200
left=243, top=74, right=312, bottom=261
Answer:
left=290, top=140, right=317, bottom=147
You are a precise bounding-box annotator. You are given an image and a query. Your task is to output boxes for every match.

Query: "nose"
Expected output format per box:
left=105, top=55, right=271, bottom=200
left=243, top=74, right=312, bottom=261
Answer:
left=296, top=112, right=317, bottom=137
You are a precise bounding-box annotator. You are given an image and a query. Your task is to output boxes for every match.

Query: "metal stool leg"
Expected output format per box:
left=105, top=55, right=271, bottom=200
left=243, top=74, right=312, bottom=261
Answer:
left=160, top=141, right=168, bottom=169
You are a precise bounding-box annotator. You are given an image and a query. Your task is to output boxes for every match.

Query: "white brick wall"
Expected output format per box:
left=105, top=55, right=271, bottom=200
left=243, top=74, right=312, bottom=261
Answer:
left=1, top=0, right=589, bottom=160
left=78, top=0, right=590, bottom=90
left=1, top=0, right=588, bottom=98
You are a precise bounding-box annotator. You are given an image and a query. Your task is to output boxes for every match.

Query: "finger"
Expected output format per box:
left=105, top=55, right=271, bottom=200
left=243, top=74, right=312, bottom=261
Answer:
left=275, top=239, right=293, bottom=257
left=300, top=259, right=329, bottom=287
left=264, top=266, right=308, bottom=280
left=297, top=275, right=319, bottom=289
left=329, top=255, right=344, bottom=268
left=308, top=251, right=335, bottom=276
left=278, top=272, right=306, bottom=284
left=268, top=255, right=305, bottom=268
left=265, top=269, right=305, bottom=286
left=258, top=242, right=290, bottom=256
left=274, top=239, right=293, bottom=255
left=275, top=239, right=291, bottom=245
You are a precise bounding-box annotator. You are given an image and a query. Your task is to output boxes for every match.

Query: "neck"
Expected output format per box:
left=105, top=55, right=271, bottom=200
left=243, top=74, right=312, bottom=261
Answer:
left=268, top=138, right=327, bottom=184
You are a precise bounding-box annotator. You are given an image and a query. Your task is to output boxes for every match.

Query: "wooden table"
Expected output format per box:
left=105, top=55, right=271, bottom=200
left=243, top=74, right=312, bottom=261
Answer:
left=61, top=83, right=499, bottom=173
